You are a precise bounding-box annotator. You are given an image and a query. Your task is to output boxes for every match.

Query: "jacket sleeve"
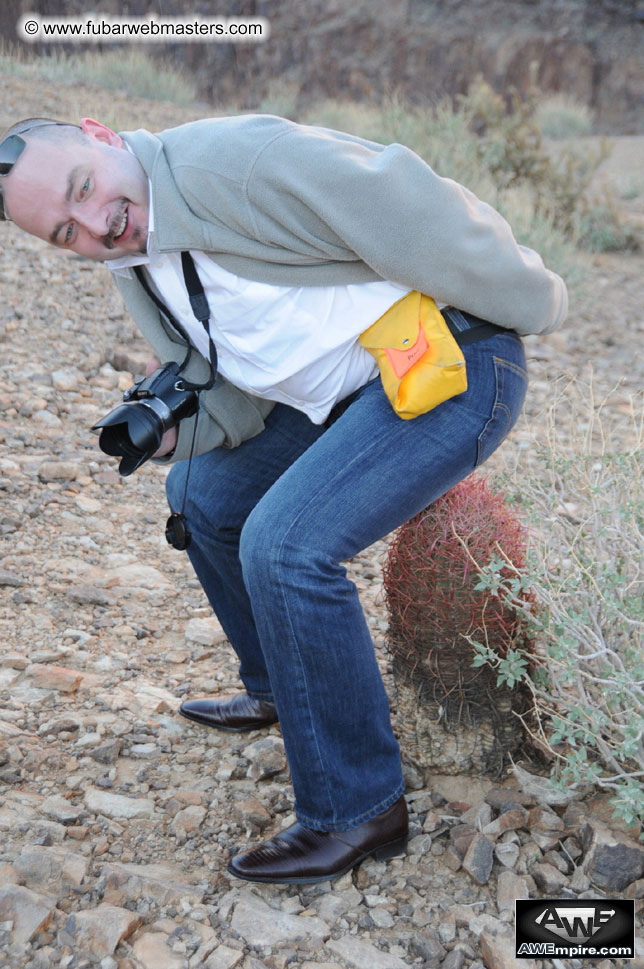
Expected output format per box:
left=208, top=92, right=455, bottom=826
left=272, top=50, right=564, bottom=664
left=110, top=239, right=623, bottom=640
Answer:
left=244, top=125, right=568, bottom=335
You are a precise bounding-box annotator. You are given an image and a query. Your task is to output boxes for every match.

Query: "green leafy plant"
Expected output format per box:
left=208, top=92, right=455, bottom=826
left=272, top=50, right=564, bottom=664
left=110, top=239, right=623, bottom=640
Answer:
left=469, top=378, right=644, bottom=833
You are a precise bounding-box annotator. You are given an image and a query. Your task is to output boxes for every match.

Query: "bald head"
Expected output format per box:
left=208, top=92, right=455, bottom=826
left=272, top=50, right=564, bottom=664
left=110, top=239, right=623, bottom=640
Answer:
left=0, top=117, right=84, bottom=147
left=1, top=116, right=150, bottom=261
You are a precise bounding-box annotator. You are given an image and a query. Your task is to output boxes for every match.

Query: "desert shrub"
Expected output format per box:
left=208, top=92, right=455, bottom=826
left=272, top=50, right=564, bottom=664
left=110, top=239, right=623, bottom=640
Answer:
left=456, top=75, right=616, bottom=243
left=383, top=475, right=537, bottom=775
left=0, top=42, right=197, bottom=104
left=535, top=93, right=594, bottom=138
left=577, top=202, right=642, bottom=253
left=476, top=379, right=644, bottom=832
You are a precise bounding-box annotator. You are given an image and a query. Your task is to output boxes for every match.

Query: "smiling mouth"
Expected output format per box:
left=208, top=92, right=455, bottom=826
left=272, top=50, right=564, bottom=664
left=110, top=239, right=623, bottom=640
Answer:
left=113, top=207, right=128, bottom=241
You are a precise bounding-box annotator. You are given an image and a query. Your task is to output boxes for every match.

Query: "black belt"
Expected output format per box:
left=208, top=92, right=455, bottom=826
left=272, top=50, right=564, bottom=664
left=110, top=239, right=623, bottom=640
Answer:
left=442, top=306, right=511, bottom=346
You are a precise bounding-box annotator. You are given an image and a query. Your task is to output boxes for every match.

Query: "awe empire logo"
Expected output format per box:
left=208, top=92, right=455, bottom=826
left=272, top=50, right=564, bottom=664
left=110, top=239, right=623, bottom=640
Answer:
left=516, top=899, right=634, bottom=959
left=534, top=904, right=616, bottom=943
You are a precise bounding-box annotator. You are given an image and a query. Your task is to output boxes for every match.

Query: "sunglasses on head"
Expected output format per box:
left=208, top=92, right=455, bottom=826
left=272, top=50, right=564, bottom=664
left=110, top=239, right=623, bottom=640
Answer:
left=0, top=119, right=75, bottom=222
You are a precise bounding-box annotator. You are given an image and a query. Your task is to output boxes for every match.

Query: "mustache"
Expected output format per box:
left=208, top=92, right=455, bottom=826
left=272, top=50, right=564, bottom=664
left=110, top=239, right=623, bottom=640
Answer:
left=103, top=200, right=127, bottom=249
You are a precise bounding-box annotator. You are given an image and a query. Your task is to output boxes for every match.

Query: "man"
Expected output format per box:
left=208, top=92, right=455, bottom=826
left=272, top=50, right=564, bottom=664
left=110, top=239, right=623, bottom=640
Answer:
left=0, top=114, right=567, bottom=884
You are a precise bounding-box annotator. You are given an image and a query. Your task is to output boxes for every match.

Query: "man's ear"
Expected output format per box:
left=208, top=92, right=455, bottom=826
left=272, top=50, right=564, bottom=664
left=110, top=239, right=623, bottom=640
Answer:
left=80, top=118, right=123, bottom=148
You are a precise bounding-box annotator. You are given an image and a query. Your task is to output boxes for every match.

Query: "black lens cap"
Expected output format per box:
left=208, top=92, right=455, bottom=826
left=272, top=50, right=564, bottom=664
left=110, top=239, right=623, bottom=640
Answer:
left=165, top=513, right=191, bottom=550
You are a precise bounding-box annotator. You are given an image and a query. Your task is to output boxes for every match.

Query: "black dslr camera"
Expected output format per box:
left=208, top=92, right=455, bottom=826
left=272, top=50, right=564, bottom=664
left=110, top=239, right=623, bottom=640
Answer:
left=93, top=362, right=197, bottom=476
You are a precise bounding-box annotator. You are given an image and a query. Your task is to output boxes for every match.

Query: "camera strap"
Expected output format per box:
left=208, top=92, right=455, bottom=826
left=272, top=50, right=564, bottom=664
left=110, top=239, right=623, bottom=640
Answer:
left=133, top=253, right=220, bottom=551
left=132, top=253, right=218, bottom=391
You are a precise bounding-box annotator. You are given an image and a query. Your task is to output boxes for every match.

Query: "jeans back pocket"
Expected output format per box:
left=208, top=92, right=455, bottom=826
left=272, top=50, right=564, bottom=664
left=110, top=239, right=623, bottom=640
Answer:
left=475, top=355, right=528, bottom=467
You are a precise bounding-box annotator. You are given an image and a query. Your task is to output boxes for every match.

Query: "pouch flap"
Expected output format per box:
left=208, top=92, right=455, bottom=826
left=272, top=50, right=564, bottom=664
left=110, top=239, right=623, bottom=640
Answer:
left=358, top=291, right=423, bottom=350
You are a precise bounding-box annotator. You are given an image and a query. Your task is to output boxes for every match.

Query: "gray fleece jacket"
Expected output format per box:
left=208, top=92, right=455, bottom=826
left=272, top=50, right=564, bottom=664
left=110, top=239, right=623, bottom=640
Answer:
left=114, top=114, right=568, bottom=461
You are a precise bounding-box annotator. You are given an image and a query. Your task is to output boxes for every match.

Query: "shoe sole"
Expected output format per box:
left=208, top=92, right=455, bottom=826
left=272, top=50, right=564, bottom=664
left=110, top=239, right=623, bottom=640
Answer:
left=226, top=834, right=409, bottom=885
left=178, top=707, right=279, bottom=732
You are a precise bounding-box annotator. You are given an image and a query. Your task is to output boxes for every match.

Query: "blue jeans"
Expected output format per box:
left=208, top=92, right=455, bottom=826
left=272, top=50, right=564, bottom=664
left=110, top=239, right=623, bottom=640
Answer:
left=166, top=314, right=528, bottom=831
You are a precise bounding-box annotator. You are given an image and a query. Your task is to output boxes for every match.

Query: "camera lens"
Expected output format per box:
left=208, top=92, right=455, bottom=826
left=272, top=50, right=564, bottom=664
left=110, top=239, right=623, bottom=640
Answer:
left=95, top=404, right=162, bottom=476
left=93, top=362, right=198, bottom=476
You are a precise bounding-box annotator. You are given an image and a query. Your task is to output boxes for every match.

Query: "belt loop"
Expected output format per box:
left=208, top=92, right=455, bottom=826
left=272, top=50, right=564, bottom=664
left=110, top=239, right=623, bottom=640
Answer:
left=442, top=307, right=470, bottom=332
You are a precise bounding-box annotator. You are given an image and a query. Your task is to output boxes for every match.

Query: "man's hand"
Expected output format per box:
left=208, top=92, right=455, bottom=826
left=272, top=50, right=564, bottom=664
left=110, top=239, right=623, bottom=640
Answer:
left=146, top=357, right=178, bottom=458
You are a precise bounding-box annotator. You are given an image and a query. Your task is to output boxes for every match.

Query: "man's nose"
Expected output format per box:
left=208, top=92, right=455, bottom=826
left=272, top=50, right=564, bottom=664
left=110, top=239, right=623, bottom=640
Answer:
left=73, top=203, right=110, bottom=239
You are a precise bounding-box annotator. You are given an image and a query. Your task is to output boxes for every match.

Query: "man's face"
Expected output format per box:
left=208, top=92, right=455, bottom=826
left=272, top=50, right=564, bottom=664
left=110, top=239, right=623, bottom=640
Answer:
left=2, top=119, right=149, bottom=261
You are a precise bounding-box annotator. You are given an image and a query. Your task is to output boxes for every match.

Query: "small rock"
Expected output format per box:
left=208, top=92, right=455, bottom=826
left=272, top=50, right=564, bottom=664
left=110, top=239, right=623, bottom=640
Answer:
left=2, top=652, right=28, bottom=669
left=579, top=819, right=644, bottom=891
left=494, top=840, right=520, bottom=869
left=90, top=740, right=122, bottom=764
left=75, top=494, right=102, bottom=513
left=531, top=862, right=568, bottom=893
left=68, top=583, right=114, bottom=606
left=233, top=797, right=272, bottom=829
left=0, top=884, right=56, bottom=945
left=63, top=905, right=142, bottom=959
left=527, top=806, right=564, bottom=832
left=204, top=944, right=245, bottom=969
left=29, top=664, right=82, bottom=692
left=449, top=823, right=477, bottom=859
left=313, top=885, right=362, bottom=922
left=444, top=844, right=463, bottom=871
left=132, top=931, right=186, bottom=969
left=52, top=369, right=81, bottom=392
left=438, top=910, right=456, bottom=943
left=327, top=935, right=411, bottom=969
left=38, top=717, right=81, bottom=736
left=105, top=562, right=170, bottom=592
left=497, top=870, right=531, bottom=913
left=14, top=845, right=89, bottom=893
left=130, top=743, right=157, bottom=758
left=422, top=810, right=443, bottom=833
left=243, top=736, right=287, bottom=780
left=625, top=879, right=644, bottom=899
left=84, top=788, right=155, bottom=820
left=170, top=804, right=207, bottom=838
left=33, top=409, right=63, bottom=427
left=409, top=927, right=446, bottom=964
left=531, top=829, right=564, bottom=851
left=480, top=916, right=536, bottom=969
left=442, top=950, right=465, bottom=969
left=542, top=848, right=569, bottom=873
left=0, top=568, right=25, bottom=587
left=408, top=833, right=432, bottom=857
left=184, top=616, right=227, bottom=647
left=231, top=893, right=328, bottom=947
left=41, top=794, right=84, bottom=824
left=461, top=802, right=493, bottom=828
left=483, top=807, right=529, bottom=840
left=462, top=832, right=495, bottom=885
left=38, top=460, right=78, bottom=482
left=98, top=861, right=205, bottom=906
left=370, top=906, right=395, bottom=928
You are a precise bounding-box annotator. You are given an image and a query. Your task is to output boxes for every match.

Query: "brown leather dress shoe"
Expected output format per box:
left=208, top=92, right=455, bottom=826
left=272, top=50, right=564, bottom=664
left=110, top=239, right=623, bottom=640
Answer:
left=178, top=693, right=278, bottom=732
left=227, top=794, right=408, bottom=884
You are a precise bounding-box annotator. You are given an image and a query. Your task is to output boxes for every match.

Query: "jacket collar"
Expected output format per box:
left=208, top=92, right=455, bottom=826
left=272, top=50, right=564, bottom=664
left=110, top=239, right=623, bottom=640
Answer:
left=120, top=128, right=213, bottom=254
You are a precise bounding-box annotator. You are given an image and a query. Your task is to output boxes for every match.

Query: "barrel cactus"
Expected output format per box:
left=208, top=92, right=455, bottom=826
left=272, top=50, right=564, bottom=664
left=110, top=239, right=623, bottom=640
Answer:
left=383, top=474, right=535, bottom=776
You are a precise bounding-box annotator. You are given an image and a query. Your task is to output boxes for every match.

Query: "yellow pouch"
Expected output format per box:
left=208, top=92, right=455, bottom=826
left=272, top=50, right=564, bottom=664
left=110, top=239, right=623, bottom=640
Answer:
left=359, top=291, right=467, bottom=420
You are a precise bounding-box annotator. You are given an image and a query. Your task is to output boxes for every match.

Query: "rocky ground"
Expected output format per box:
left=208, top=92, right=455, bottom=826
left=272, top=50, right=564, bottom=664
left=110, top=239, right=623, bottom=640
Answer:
left=0, top=76, right=643, bottom=969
